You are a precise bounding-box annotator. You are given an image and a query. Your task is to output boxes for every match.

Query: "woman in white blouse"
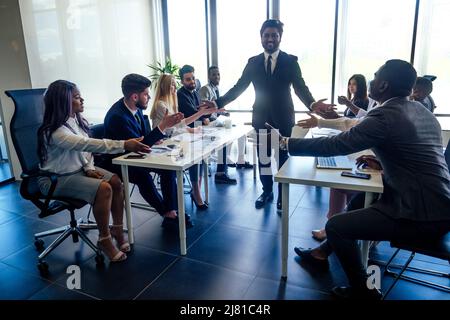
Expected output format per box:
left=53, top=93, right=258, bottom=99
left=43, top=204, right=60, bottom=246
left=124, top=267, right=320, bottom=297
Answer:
left=150, top=74, right=217, bottom=209
left=37, top=80, right=150, bottom=262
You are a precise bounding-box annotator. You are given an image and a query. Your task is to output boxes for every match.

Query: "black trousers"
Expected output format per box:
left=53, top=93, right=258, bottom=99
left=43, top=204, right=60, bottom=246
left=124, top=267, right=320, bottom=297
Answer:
left=108, top=164, right=177, bottom=216
left=256, top=131, right=289, bottom=196
left=324, top=206, right=450, bottom=289
left=216, top=147, right=228, bottom=174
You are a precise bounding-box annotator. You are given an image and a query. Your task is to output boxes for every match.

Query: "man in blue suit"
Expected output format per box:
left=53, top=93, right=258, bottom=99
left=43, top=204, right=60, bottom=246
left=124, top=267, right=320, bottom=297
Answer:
left=103, top=73, right=192, bottom=229
left=214, top=19, right=333, bottom=210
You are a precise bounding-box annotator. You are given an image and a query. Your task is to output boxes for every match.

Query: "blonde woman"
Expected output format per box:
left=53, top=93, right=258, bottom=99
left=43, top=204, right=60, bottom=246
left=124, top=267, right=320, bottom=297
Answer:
left=151, top=74, right=215, bottom=134
left=150, top=74, right=218, bottom=210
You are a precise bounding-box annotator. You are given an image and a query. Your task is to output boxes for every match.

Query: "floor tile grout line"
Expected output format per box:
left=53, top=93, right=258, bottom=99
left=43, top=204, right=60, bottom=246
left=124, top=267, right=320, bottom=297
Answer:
left=132, top=256, right=182, bottom=300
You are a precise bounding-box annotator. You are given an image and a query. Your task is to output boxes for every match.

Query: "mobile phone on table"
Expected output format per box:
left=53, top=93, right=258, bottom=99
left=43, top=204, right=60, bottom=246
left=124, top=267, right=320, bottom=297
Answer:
left=125, top=153, right=146, bottom=159
left=341, top=171, right=371, bottom=179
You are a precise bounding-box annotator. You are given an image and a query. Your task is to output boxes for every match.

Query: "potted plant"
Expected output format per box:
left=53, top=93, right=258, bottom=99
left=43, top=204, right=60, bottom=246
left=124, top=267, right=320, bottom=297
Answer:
left=148, top=58, right=181, bottom=88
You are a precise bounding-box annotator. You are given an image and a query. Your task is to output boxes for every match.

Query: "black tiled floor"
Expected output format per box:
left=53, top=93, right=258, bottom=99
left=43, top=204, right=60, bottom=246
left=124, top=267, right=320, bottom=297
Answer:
left=137, top=258, right=255, bottom=300
left=0, top=170, right=449, bottom=300
left=0, top=262, right=51, bottom=299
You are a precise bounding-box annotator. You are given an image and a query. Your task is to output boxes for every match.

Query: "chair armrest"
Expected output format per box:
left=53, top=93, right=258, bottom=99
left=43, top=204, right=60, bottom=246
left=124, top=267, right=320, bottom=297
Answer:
left=21, top=170, right=61, bottom=208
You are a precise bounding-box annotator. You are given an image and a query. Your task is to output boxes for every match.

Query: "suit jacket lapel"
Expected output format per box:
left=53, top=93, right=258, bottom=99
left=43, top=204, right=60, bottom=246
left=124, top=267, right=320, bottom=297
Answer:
left=272, top=51, right=285, bottom=77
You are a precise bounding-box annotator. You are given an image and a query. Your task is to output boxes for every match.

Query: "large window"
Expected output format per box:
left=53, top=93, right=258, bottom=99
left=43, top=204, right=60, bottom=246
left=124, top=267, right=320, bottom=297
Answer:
left=216, top=0, right=267, bottom=110
left=414, top=0, right=450, bottom=115
left=281, top=0, right=335, bottom=111
left=19, top=0, right=154, bottom=123
left=335, top=0, right=416, bottom=111
left=167, top=0, right=208, bottom=85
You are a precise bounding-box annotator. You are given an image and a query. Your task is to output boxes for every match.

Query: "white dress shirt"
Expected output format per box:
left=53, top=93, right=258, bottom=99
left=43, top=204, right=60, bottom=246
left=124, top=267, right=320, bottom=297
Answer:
left=40, top=117, right=125, bottom=174
left=264, top=49, right=280, bottom=75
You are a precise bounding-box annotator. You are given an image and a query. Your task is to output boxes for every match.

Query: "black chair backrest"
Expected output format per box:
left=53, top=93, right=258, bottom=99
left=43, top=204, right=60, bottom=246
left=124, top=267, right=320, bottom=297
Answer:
left=5, top=89, right=46, bottom=174
left=89, top=123, right=105, bottom=139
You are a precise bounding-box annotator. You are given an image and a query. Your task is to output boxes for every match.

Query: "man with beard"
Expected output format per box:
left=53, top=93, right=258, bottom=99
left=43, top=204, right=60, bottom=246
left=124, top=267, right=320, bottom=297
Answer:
left=282, top=60, right=450, bottom=299
left=213, top=19, right=333, bottom=210
left=103, top=73, right=193, bottom=229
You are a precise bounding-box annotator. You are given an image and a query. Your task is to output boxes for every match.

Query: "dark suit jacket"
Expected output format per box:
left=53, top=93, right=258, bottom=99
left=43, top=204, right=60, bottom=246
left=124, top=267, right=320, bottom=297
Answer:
left=288, top=97, right=450, bottom=222
left=103, top=98, right=164, bottom=166
left=215, top=51, right=315, bottom=136
left=177, top=86, right=209, bottom=127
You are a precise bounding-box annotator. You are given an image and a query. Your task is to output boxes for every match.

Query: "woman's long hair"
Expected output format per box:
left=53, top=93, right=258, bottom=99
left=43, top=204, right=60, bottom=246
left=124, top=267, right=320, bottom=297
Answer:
left=37, top=80, right=90, bottom=164
left=347, top=74, right=368, bottom=102
left=150, top=74, right=178, bottom=119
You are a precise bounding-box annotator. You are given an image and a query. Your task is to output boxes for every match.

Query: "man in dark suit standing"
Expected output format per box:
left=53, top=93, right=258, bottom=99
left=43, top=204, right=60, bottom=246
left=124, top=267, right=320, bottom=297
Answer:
left=103, top=73, right=193, bottom=229
left=215, top=19, right=333, bottom=210
left=282, top=60, right=450, bottom=299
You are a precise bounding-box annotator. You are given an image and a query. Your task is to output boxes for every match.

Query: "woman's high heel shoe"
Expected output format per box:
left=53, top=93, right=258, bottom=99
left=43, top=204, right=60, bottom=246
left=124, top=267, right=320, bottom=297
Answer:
left=190, top=192, right=208, bottom=210
left=97, top=235, right=127, bottom=262
left=110, top=224, right=131, bottom=253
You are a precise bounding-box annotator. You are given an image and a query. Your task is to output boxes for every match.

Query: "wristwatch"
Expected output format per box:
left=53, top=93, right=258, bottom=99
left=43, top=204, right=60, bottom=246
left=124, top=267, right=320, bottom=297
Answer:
left=279, top=137, right=289, bottom=151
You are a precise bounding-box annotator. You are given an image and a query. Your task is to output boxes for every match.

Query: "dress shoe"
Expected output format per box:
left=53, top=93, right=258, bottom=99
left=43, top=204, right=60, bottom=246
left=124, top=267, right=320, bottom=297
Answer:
left=190, top=192, right=208, bottom=210
left=294, top=247, right=329, bottom=268
left=331, top=286, right=382, bottom=300
left=161, top=214, right=194, bottom=230
left=277, top=198, right=282, bottom=211
left=214, top=173, right=237, bottom=184
left=311, top=229, right=327, bottom=242
left=236, top=161, right=254, bottom=169
left=255, top=192, right=274, bottom=209
left=227, top=162, right=237, bottom=168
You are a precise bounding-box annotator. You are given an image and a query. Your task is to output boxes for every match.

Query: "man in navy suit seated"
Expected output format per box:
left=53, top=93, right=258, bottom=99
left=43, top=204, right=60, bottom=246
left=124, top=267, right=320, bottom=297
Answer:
left=103, top=73, right=193, bottom=229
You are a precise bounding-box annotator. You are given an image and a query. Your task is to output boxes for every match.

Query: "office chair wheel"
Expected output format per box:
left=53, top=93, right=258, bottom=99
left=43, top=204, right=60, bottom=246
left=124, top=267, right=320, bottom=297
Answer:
left=34, top=239, right=45, bottom=251
left=37, top=261, right=49, bottom=275
left=95, top=254, right=105, bottom=266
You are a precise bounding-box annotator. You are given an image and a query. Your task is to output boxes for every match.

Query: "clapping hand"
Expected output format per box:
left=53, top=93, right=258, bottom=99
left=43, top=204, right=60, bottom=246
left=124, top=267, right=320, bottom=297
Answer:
left=337, top=95, right=351, bottom=106
left=159, top=110, right=184, bottom=131
left=297, top=112, right=319, bottom=129
left=124, top=136, right=151, bottom=153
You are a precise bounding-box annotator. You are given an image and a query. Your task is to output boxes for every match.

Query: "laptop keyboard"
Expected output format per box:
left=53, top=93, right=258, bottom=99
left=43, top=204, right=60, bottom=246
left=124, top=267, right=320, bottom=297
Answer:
left=317, top=157, right=337, bottom=167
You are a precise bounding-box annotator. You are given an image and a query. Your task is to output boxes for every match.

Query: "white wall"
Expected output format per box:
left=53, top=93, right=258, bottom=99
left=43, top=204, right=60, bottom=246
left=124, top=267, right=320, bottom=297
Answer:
left=0, top=0, right=32, bottom=180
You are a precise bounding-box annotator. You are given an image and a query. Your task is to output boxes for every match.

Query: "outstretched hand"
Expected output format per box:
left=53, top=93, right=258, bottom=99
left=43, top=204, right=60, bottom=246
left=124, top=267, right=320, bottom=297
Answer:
left=297, top=112, right=319, bottom=129
left=311, top=98, right=339, bottom=119
left=124, top=136, right=151, bottom=153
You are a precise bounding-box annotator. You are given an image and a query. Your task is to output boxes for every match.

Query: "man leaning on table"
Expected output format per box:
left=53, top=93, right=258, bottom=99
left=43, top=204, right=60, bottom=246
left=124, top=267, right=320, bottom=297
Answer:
left=277, top=59, right=450, bottom=299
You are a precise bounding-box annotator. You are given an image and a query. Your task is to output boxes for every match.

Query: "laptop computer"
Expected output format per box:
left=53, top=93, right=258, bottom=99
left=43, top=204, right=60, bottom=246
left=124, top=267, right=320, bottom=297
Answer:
left=316, top=156, right=354, bottom=170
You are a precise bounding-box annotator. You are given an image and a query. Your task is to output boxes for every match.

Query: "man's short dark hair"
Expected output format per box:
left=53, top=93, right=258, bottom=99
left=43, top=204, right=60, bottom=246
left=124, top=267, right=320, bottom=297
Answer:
left=415, top=76, right=433, bottom=95
left=121, top=74, right=151, bottom=98
left=260, top=19, right=284, bottom=37
left=179, top=65, right=195, bottom=81
left=208, top=66, right=219, bottom=74
left=380, top=59, right=417, bottom=97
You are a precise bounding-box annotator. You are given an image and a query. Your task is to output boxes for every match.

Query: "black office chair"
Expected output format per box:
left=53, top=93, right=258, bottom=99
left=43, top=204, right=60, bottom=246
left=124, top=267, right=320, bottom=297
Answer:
left=380, top=139, right=450, bottom=299
left=5, top=89, right=104, bottom=274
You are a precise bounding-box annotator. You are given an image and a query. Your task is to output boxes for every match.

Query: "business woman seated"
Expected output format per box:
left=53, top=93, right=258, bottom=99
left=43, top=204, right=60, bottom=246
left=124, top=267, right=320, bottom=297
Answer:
left=37, top=80, right=150, bottom=262
left=150, top=74, right=218, bottom=210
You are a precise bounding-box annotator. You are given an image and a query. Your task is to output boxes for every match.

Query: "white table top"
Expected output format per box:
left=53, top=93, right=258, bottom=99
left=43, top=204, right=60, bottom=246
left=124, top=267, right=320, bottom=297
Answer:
left=275, top=154, right=383, bottom=193
left=112, top=124, right=253, bottom=171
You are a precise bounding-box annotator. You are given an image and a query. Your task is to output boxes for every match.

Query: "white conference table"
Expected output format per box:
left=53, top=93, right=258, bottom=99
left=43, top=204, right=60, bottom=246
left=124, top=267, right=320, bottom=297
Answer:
left=275, top=151, right=384, bottom=279
left=113, top=124, right=253, bottom=255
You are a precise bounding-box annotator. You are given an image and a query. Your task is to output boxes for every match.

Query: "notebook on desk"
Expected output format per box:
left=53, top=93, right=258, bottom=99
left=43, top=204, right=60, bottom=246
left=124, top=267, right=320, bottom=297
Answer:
left=316, top=156, right=354, bottom=170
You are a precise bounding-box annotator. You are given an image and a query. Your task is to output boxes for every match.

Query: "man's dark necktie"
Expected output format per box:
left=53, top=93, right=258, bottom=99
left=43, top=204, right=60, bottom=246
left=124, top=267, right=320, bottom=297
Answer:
left=214, top=88, right=220, bottom=99
left=134, top=113, right=143, bottom=133
left=266, top=55, right=272, bottom=77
